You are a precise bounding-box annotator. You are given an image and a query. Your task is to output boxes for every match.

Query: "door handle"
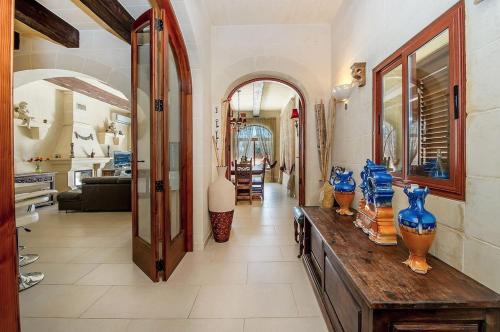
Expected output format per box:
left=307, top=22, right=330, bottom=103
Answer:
left=137, top=160, right=145, bottom=163
left=454, top=85, right=459, bottom=119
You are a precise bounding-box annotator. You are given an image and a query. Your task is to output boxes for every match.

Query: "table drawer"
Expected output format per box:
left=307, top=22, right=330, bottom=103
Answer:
left=392, top=323, right=480, bottom=331
left=324, top=255, right=361, bottom=332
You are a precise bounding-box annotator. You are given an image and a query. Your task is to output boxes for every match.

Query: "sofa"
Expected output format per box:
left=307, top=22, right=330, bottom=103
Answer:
left=57, top=176, right=131, bottom=212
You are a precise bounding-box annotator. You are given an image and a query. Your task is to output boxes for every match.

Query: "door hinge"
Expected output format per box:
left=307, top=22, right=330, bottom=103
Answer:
left=155, top=180, right=164, bottom=192
left=155, top=99, right=164, bottom=112
left=155, top=19, right=164, bottom=31
left=156, top=259, right=164, bottom=272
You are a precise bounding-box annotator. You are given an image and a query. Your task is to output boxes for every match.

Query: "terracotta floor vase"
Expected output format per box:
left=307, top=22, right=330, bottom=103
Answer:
left=334, top=191, right=354, bottom=216
left=400, top=226, right=436, bottom=274
left=209, top=211, right=234, bottom=242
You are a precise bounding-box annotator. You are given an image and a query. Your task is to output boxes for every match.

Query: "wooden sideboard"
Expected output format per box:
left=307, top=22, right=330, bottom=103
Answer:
left=302, top=207, right=500, bottom=332
left=14, top=172, right=56, bottom=207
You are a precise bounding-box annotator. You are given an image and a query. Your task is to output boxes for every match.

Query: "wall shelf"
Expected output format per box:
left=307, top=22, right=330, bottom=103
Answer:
left=97, top=132, right=124, bottom=145
left=14, top=118, right=50, bottom=140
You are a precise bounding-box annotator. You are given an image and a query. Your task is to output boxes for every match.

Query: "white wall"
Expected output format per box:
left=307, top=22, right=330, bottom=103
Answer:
left=14, top=80, right=129, bottom=174
left=175, top=0, right=214, bottom=250
left=331, top=0, right=500, bottom=292
left=14, top=30, right=131, bottom=98
left=212, top=23, right=332, bottom=205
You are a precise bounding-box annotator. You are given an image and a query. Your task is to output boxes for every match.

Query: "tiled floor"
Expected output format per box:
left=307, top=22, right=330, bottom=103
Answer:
left=19, top=183, right=328, bottom=332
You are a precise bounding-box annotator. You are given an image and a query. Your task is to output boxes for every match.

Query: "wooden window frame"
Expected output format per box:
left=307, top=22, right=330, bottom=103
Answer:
left=373, top=0, right=465, bottom=200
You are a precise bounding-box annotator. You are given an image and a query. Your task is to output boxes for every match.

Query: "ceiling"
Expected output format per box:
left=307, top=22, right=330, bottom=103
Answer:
left=202, top=0, right=342, bottom=25
left=28, top=0, right=150, bottom=30
left=230, top=81, right=297, bottom=115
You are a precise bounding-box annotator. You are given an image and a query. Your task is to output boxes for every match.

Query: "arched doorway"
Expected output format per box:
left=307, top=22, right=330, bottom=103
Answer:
left=226, top=77, right=306, bottom=206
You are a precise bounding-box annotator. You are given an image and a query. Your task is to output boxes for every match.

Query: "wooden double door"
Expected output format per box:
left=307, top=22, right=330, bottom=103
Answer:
left=131, top=7, right=192, bottom=282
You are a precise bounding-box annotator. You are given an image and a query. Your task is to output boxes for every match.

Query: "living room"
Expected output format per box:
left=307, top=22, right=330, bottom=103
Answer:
left=14, top=71, right=134, bottom=291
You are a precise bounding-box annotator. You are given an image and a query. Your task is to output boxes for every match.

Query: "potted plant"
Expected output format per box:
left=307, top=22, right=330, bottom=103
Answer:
left=208, top=101, right=235, bottom=242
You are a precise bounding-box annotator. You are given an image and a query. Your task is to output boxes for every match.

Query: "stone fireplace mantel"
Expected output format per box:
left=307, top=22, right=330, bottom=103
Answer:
left=48, top=157, right=112, bottom=192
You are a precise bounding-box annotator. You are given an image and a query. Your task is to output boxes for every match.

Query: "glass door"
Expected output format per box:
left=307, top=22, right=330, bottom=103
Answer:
left=131, top=9, right=164, bottom=282
left=132, top=6, right=191, bottom=282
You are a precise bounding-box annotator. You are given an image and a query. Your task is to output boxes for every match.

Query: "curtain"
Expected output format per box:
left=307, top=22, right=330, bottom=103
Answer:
left=279, top=98, right=296, bottom=176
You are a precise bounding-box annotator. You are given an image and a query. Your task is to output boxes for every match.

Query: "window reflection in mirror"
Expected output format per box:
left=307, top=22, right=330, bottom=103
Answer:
left=408, top=29, right=450, bottom=179
left=381, top=64, right=403, bottom=173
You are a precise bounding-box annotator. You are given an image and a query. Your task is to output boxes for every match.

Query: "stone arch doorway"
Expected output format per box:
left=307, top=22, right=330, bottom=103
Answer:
left=226, top=76, right=306, bottom=206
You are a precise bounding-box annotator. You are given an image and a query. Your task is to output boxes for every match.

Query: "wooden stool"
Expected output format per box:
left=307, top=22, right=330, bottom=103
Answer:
left=293, top=207, right=305, bottom=258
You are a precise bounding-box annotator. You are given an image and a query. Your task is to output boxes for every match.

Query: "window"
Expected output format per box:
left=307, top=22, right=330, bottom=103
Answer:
left=373, top=1, right=465, bottom=200
left=236, top=125, right=273, bottom=166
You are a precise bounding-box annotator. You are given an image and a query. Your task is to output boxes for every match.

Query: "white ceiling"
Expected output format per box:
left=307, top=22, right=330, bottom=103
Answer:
left=230, top=81, right=297, bottom=114
left=202, top=0, right=342, bottom=25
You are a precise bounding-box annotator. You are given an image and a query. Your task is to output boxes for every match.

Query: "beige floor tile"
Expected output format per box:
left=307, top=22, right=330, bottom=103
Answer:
left=82, top=285, right=199, bottom=319
left=71, top=247, right=132, bottom=263
left=231, top=226, right=276, bottom=235
left=76, top=264, right=153, bottom=285
left=211, top=245, right=283, bottom=262
left=291, top=283, right=322, bottom=316
left=243, top=317, right=328, bottom=332
left=20, top=285, right=110, bottom=318
left=167, top=261, right=247, bottom=285
left=279, top=245, right=301, bottom=261
left=125, top=319, right=244, bottom=332
left=247, top=262, right=308, bottom=284
left=21, top=247, right=92, bottom=263
left=21, top=318, right=130, bottom=332
left=21, top=263, right=98, bottom=285
left=190, top=284, right=298, bottom=318
left=226, top=234, right=297, bottom=246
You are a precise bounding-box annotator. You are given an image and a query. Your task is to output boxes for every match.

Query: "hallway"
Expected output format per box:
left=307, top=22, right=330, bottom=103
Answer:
left=20, top=183, right=327, bottom=332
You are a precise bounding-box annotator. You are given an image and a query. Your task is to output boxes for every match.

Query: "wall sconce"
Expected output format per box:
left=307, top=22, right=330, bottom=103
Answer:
left=332, top=84, right=354, bottom=110
left=332, top=62, right=367, bottom=110
left=290, top=108, right=299, bottom=135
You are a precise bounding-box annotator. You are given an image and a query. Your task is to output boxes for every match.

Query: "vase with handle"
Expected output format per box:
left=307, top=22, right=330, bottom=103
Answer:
left=208, top=166, right=236, bottom=242
left=398, top=185, right=437, bottom=274
left=333, top=170, right=356, bottom=216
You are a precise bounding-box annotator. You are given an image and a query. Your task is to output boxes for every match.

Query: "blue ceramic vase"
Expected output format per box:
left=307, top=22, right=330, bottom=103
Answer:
left=333, top=170, right=356, bottom=216
left=398, top=185, right=437, bottom=274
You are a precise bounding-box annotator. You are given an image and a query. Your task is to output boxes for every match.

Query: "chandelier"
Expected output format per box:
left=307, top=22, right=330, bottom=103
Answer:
left=230, top=89, right=247, bottom=131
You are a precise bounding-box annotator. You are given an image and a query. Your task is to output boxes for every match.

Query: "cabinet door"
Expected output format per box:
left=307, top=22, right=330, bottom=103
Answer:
left=324, top=255, right=361, bottom=332
left=310, top=225, right=324, bottom=271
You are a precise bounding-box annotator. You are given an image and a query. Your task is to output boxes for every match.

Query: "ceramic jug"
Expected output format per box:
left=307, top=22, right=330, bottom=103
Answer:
left=333, top=170, right=356, bottom=216
left=398, top=185, right=437, bottom=274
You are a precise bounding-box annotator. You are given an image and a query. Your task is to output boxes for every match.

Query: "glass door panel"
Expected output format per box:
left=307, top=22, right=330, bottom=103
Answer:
left=131, top=9, right=162, bottom=282
left=168, top=43, right=182, bottom=241
left=136, top=23, right=152, bottom=244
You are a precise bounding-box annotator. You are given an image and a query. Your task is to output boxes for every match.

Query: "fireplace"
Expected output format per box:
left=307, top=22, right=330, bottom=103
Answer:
left=74, top=169, right=93, bottom=188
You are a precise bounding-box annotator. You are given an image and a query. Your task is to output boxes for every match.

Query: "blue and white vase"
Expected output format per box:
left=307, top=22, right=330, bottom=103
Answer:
left=398, top=185, right=437, bottom=274
left=333, top=170, right=356, bottom=216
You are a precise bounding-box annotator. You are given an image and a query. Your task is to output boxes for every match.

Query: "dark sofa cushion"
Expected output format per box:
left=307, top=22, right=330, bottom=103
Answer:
left=82, top=176, right=131, bottom=185
left=57, top=189, right=82, bottom=201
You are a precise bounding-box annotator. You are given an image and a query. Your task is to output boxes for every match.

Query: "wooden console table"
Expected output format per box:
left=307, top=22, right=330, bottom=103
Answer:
left=15, top=172, right=56, bottom=207
left=302, top=207, right=500, bottom=332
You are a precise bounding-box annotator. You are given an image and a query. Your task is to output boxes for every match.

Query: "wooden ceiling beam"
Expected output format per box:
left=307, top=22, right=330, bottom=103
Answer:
left=77, top=0, right=134, bottom=44
left=15, top=0, right=79, bottom=48
left=44, top=77, right=130, bottom=111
